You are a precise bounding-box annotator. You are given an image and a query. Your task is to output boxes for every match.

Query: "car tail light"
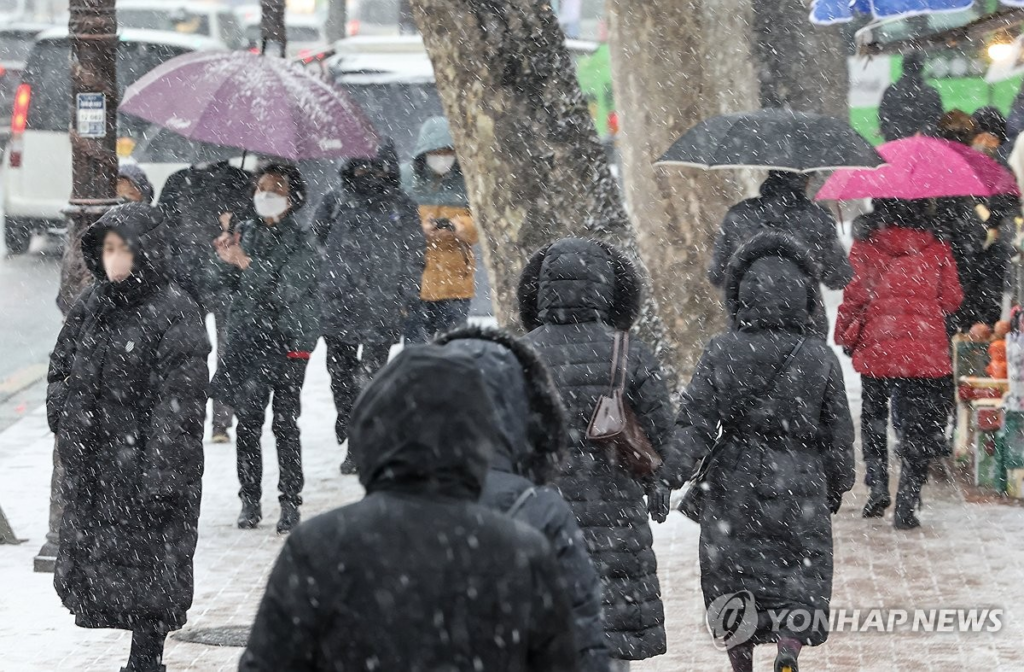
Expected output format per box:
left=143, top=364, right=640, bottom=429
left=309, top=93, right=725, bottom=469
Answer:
left=9, top=83, right=30, bottom=168
left=0, top=65, right=6, bottom=78
left=347, top=19, right=361, bottom=37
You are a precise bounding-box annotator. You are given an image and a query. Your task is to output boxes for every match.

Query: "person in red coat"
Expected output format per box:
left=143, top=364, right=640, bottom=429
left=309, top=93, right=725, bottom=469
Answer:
left=836, top=200, right=963, bottom=529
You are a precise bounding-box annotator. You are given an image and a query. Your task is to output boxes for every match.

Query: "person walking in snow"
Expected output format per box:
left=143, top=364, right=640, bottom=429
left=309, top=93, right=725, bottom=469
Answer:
left=518, top=238, right=681, bottom=669
left=676, top=233, right=855, bottom=672
left=709, top=171, right=852, bottom=339
left=402, top=117, right=480, bottom=342
left=240, top=345, right=578, bottom=671
left=311, top=141, right=424, bottom=475
left=47, top=203, right=209, bottom=672
left=437, top=326, right=610, bottom=671
left=879, top=51, right=943, bottom=142
left=210, top=163, right=319, bottom=534
left=836, top=199, right=963, bottom=529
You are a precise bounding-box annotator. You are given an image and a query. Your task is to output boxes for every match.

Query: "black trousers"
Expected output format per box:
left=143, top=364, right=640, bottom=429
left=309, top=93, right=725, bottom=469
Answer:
left=236, top=358, right=308, bottom=505
left=405, top=298, right=472, bottom=344
left=861, top=376, right=952, bottom=509
left=325, top=338, right=391, bottom=444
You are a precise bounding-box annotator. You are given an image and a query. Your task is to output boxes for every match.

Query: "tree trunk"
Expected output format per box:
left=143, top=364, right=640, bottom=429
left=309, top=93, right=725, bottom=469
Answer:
left=754, top=0, right=849, bottom=116
left=409, top=0, right=678, bottom=370
left=608, top=0, right=759, bottom=377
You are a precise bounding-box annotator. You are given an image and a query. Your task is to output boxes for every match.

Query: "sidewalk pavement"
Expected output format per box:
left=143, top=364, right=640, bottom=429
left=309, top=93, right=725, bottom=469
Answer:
left=2, top=305, right=1024, bottom=670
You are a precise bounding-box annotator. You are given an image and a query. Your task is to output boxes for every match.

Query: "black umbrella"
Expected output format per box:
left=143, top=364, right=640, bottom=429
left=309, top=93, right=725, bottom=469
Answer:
left=656, top=109, right=884, bottom=173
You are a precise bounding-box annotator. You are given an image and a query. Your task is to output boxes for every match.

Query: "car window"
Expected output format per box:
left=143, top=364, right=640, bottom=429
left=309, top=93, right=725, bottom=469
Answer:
left=218, top=11, right=245, bottom=50
left=0, top=33, right=37, bottom=62
left=118, top=9, right=211, bottom=38
left=24, top=40, right=192, bottom=132
left=336, top=82, right=445, bottom=161
left=287, top=25, right=323, bottom=43
left=132, top=124, right=235, bottom=164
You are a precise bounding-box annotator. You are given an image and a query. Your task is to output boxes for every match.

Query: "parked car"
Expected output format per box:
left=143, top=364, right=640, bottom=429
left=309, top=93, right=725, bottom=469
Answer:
left=0, top=23, right=50, bottom=145
left=1, top=28, right=228, bottom=255
left=116, top=0, right=245, bottom=50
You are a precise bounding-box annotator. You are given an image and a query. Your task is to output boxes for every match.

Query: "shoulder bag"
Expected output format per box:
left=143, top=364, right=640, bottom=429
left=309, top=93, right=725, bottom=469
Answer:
left=586, top=331, right=663, bottom=478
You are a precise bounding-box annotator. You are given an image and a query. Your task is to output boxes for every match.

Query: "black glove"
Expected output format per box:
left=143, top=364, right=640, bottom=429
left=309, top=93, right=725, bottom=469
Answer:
left=647, top=482, right=671, bottom=523
left=828, top=491, right=843, bottom=515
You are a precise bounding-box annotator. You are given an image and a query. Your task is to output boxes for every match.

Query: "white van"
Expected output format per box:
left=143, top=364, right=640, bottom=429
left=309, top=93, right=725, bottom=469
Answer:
left=114, top=1, right=246, bottom=50
left=1, top=29, right=227, bottom=254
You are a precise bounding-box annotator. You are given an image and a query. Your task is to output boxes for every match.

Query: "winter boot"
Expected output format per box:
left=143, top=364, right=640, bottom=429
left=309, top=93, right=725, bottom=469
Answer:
left=340, top=454, right=358, bottom=475
left=774, top=652, right=799, bottom=672
left=893, top=496, right=921, bottom=530
left=237, top=499, right=262, bottom=529
left=277, top=500, right=301, bottom=534
left=861, top=489, right=892, bottom=518
left=211, top=429, right=231, bottom=444
left=121, top=667, right=165, bottom=672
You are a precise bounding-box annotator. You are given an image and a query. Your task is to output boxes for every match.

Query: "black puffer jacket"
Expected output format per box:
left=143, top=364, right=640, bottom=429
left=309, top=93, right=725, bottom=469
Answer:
left=519, top=238, right=678, bottom=661
left=312, top=142, right=424, bottom=344
left=437, top=326, right=609, bottom=672
left=709, top=172, right=851, bottom=338
left=676, top=233, right=855, bottom=647
left=47, top=203, right=209, bottom=632
left=241, top=346, right=577, bottom=671
left=878, top=54, right=943, bottom=142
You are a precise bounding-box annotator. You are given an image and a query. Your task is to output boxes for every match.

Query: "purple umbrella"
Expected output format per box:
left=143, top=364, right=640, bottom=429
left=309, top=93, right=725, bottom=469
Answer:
left=121, top=51, right=378, bottom=161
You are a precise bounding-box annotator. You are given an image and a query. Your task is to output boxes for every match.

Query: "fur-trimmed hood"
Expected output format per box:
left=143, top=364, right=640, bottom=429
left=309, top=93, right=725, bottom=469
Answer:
left=725, top=232, right=821, bottom=333
left=436, top=325, right=568, bottom=484
left=517, top=238, right=642, bottom=331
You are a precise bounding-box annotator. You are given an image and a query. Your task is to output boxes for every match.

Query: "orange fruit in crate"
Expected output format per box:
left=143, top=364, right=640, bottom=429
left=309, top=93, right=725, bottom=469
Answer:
left=970, top=323, right=993, bottom=342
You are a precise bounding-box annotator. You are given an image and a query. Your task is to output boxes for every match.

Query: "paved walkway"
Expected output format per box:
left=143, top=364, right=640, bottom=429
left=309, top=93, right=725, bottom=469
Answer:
left=2, top=313, right=1024, bottom=670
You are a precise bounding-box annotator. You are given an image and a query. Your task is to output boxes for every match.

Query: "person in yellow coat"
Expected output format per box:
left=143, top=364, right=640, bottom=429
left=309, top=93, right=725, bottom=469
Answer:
left=402, top=116, right=480, bottom=342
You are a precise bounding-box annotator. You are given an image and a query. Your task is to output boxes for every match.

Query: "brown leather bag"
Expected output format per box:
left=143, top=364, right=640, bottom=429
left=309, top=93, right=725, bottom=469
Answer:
left=586, top=331, right=663, bottom=478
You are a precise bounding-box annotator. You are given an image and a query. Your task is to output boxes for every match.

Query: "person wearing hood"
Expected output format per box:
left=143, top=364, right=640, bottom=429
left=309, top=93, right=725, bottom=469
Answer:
left=879, top=51, right=943, bottom=142
left=46, top=203, right=209, bottom=672
left=402, top=117, right=480, bottom=343
left=709, top=171, right=852, bottom=339
left=312, top=141, right=425, bottom=475
left=240, top=346, right=578, bottom=671
left=676, top=233, right=855, bottom=672
left=836, top=199, right=963, bottom=529
left=210, top=163, right=319, bottom=534
left=437, top=326, right=609, bottom=671
left=117, top=163, right=155, bottom=205
left=159, top=159, right=254, bottom=444
left=518, top=238, right=681, bottom=667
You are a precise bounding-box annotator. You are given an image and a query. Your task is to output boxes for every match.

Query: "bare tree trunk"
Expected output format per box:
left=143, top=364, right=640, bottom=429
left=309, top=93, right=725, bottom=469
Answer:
left=754, top=0, right=849, bottom=116
left=409, top=0, right=678, bottom=369
left=608, top=0, right=759, bottom=377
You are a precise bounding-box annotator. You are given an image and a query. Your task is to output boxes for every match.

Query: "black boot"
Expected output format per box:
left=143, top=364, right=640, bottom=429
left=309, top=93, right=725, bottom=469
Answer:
left=862, top=489, right=892, bottom=518
left=237, top=499, right=262, bottom=529
left=277, top=499, right=301, bottom=534
left=340, top=454, right=358, bottom=475
left=894, top=458, right=926, bottom=530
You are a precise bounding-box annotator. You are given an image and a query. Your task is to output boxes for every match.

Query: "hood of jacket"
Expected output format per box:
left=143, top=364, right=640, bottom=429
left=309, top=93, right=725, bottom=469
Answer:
left=348, top=345, right=499, bottom=500
left=436, top=326, right=568, bottom=484
left=869, top=225, right=941, bottom=259
left=118, top=162, right=155, bottom=205
left=414, top=116, right=455, bottom=158
left=404, top=116, right=469, bottom=208
left=518, top=238, right=642, bottom=331
left=81, top=203, right=170, bottom=306
left=340, top=139, right=402, bottom=201
left=725, top=232, right=819, bottom=333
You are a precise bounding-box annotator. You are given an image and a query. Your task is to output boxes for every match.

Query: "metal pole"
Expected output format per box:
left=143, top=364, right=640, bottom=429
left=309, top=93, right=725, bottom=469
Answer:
left=39, top=0, right=118, bottom=573
left=261, top=0, right=287, bottom=58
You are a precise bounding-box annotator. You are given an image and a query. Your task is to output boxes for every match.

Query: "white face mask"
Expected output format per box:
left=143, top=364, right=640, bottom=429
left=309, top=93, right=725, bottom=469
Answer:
left=103, top=252, right=133, bottom=283
left=426, top=154, right=456, bottom=175
left=254, top=191, right=289, bottom=220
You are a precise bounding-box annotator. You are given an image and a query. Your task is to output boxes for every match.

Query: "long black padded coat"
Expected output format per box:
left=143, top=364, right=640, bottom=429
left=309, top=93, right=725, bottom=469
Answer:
left=46, top=203, right=209, bottom=632
left=240, top=346, right=577, bottom=671
left=437, top=326, right=609, bottom=671
left=518, top=238, right=681, bottom=661
left=675, top=233, right=855, bottom=647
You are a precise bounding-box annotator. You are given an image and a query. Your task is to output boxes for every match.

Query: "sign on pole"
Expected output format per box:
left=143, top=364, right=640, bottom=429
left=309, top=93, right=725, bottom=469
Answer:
left=76, top=93, right=106, bottom=138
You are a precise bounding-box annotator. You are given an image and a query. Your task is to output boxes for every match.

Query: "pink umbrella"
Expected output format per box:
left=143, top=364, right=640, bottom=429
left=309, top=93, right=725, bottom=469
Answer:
left=815, top=136, right=1020, bottom=201
left=120, top=51, right=378, bottom=161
